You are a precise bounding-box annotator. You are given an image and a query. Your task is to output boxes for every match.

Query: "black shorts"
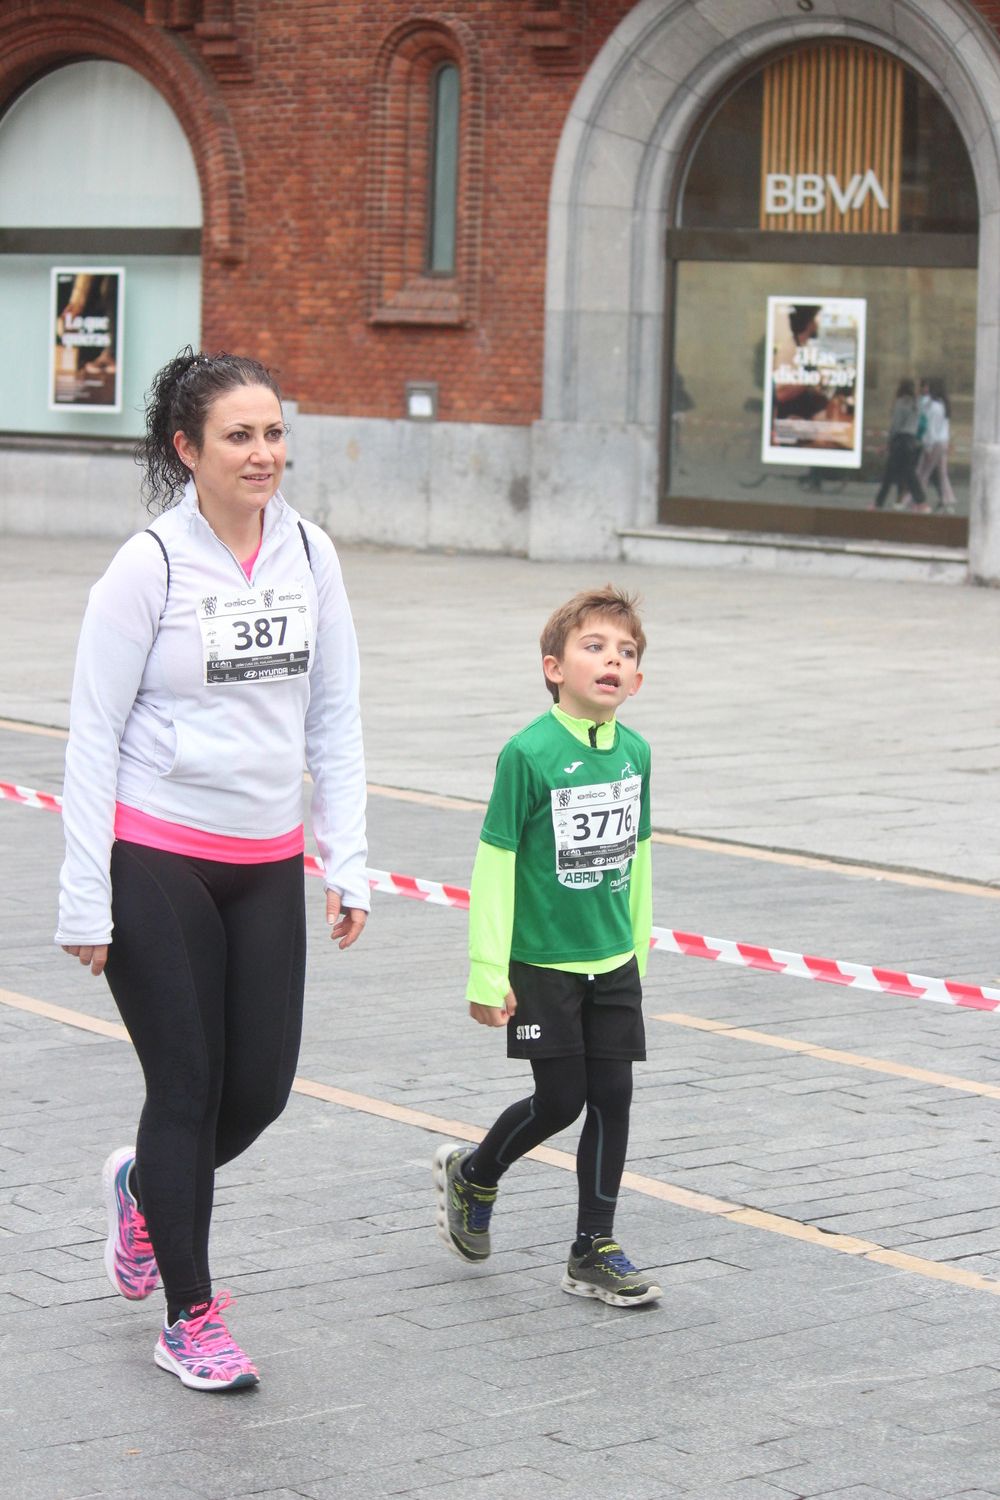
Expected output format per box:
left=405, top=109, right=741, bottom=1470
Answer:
left=506, top=956, right=645, bottom=1062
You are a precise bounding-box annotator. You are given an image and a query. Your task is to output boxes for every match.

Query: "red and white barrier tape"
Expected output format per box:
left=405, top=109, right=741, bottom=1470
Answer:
left=306, top=853, right=470, bottom=909
left=647, top=929, right=1000, bottom=1013
left=1, top=781, right=62, bottom=814
left=5, top=778, right=999, bottom=1014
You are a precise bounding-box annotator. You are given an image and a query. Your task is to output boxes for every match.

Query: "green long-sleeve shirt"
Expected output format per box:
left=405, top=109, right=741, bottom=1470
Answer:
left=467, top=704, right=653, bottom=1007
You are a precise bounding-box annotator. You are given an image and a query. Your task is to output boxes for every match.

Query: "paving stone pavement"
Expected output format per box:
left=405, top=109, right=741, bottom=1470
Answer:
left=3, top=542, right=1000, bottom=1499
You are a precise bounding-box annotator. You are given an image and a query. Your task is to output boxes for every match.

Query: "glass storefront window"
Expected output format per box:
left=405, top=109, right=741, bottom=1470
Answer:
left=669, top=260, right=974, bottom=517
left=665, top=43, right=977, bottom=541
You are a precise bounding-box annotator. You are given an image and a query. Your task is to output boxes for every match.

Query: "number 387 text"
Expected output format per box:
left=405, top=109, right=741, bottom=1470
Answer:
left=232, top=616, right=287, bottom=651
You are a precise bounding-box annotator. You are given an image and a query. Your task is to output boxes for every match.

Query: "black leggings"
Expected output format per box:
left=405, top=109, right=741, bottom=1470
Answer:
left=104, top=841, right=306, bottom=1313
left=465, top=1055, right=633, bottom=1239
left=873, top=432, right=925, bottom=509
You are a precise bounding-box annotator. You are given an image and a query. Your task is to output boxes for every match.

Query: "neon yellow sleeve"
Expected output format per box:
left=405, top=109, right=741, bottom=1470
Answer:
left=466, top=839, right=516, bottom=1007
left=630, top=836, right=652, bottom=978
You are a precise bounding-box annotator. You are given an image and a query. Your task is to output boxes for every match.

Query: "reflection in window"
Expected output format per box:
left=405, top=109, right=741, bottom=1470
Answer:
left=427, top=62, right=460, bottom=274
left=668, top=260, right=975, bottom=516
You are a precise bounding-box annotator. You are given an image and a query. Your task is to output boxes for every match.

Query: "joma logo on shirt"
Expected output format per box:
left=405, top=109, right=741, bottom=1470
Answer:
left=515, top=1024, right=541, bottom=1040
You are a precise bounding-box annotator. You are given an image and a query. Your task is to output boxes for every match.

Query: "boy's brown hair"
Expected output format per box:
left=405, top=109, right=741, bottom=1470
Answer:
left=540, top=585, right=646, bottom=702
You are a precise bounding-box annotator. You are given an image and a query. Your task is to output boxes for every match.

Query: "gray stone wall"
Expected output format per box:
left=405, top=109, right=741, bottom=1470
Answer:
left=0, top=411, right=533, bottom=556
left=0, top=443, right=147, bottom=541
left=289, top=414, right=531, bottom=555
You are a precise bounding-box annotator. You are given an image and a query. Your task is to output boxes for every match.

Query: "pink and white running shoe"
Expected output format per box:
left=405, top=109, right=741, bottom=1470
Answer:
left=154, top=1291, right=259, bottom=1391
left=102, top=1147, right=160, bottom=1300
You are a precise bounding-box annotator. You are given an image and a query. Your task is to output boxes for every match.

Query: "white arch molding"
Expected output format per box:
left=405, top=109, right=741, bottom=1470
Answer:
left=532, top=0, right=1000, bottom=581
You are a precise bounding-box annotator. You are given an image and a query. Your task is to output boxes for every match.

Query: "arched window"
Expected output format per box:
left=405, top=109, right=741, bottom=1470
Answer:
left=662, top=42, right=978, bottom=544
left=368, top=21, right=482, bottom=326
left=0, top=59, right=201, bottom=437
left=427, top=62, right=460, bottom=275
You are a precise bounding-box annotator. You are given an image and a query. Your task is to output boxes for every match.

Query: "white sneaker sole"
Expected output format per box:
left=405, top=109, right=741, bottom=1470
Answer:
left=154, top=1340, right=259, bottom=1391
left=561, top=1272, right=662, bottom=1307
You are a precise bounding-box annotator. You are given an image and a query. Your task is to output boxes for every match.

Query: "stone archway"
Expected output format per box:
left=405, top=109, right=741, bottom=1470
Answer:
left=0, top=0, right=246, bottom=266
left=535, top=0, right=1000, bottom=581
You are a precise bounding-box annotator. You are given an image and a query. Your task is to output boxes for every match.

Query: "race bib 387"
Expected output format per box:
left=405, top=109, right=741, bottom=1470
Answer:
left=197, top=581, right=311, bottom=685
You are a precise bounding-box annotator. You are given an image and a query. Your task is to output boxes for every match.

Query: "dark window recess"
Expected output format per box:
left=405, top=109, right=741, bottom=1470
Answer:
left=426, top=62, right=460, bottom=274
left=899, top=72, right=977, bottom=234
left=680, top=75, right=763, bottom=231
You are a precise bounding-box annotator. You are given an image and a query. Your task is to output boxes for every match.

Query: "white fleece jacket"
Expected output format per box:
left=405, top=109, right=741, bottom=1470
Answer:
left=56, top=482, right=368, bottom=945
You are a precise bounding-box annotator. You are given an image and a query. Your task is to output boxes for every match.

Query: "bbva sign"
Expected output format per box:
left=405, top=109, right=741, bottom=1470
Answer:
left=764, top=170, right=889, bottom=216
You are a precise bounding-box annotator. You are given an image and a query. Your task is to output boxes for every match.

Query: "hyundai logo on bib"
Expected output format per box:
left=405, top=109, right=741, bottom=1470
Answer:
left=764, top=169, right=888, bottom=216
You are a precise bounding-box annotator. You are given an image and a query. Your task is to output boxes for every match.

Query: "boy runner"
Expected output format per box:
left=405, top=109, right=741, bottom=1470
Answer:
left=434, top=586, right=661, bottom=1306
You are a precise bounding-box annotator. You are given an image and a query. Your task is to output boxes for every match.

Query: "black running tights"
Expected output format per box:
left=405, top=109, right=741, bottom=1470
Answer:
left=103, top=841, right=306, bottom=1314
left=465, top=1055, right=633, bottom=1238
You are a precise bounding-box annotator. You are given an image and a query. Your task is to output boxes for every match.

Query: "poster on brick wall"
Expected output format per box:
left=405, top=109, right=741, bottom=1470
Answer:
left=762, top=296, right=866, bottom=467
left=49, top=267, right=124, bottom=412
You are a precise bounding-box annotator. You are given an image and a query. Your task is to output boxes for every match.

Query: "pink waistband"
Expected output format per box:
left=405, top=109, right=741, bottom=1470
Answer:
left=114, top=803, right=305, bottom=864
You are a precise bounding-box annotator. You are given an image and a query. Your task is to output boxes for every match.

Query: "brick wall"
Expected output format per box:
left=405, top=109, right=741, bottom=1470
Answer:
left=195, top=2, right=636, bottom=427
left=972, top=0, right=1000, bottom=27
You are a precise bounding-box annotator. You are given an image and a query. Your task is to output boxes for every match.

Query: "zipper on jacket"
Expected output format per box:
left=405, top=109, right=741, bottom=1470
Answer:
left=588, top=724, right=598, bottom=748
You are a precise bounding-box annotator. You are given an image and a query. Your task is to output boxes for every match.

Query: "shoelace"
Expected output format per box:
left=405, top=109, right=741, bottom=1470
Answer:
left=599, top=1245, right=638, bottom=1276
left=466, top=1195, right=494, bottom=1232
left=173, top=1291, right=242, bottom=1360
left=124, top=1204, right=154, bottom=1258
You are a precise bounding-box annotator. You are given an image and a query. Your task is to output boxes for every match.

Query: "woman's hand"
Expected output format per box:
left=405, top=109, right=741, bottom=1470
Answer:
left=326, top=891, right=368, bottom=950
left=62, top=943, right=108, bottom=977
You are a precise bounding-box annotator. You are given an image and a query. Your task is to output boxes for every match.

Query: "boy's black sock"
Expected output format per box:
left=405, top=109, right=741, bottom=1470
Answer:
left=572, top=1230, right=612, bottom=1258
left=127, top=1161, right=142, bottom=1211
left=460, top=1151, right=502, bottom=1189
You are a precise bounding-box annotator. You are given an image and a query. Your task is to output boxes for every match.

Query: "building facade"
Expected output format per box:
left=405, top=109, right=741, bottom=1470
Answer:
left=3, top=0, right=1000, bottom=583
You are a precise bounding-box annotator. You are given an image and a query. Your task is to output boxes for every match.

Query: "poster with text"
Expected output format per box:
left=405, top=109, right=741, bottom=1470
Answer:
left=762, top=296, right=866, bottom=467
left=49, top=267, right=124, bottom=412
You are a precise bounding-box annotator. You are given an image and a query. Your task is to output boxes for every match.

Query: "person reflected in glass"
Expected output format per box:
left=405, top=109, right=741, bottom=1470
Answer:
left=671, top=370, right=695, bottom=478
left=870, top=379, right=926, bottom=512
left=915, top=377, right=957, bottom=514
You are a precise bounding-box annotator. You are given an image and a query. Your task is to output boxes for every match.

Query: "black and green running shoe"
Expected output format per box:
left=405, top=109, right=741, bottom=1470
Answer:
left=433, top=1143, right=497, bottom=1263
left=561, top=1237, right=662, bottom=1307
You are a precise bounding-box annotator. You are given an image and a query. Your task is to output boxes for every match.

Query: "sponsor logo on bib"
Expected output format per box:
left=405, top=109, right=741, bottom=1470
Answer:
left=557, top=869, right=604, bottom=888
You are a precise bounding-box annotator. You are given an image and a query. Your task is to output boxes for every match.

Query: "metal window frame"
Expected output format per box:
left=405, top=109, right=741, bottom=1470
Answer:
left=0, top=228, right=201, bottom=255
